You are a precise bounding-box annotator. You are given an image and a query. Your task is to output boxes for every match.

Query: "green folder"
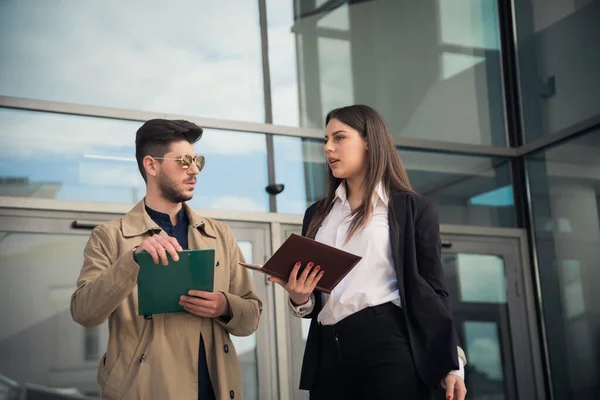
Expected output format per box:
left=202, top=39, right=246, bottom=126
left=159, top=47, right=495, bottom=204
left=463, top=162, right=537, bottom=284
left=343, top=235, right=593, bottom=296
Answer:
left=135, top=249, right=215, bottom=316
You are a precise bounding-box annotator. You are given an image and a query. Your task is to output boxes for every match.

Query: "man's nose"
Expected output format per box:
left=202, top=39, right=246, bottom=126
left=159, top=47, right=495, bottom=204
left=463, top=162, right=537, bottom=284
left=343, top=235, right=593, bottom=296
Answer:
left=188, top=161, right=200, bottom=175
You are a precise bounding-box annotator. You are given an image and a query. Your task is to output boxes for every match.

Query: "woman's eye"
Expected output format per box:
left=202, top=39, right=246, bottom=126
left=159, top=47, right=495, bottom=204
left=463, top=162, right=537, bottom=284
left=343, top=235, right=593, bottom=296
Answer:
left=335, top=136, right=344, bottom=141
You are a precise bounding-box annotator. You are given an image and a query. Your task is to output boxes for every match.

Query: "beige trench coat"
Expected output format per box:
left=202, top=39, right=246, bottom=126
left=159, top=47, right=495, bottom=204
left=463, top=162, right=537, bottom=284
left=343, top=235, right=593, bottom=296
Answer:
left=70, top=200, right=262, bottom=399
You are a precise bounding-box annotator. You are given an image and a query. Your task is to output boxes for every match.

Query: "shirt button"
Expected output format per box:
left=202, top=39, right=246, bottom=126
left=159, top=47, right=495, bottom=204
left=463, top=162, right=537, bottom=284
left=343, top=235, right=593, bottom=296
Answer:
left=230, top=390, right=235, bottom=399
left=216, top=261, right=220, bottom=267
left=224, top=344, right=229, bottom=353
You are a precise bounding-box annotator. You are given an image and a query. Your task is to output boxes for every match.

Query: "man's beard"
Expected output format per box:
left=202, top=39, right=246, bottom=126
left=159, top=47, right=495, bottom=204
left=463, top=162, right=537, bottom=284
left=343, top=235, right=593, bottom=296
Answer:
left=158, top=172, right=193, bottom=204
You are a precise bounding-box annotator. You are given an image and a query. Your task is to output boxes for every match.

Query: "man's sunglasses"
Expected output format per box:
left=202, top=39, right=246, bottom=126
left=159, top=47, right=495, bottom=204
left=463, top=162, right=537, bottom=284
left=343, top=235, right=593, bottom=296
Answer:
left=152, top=154, right=206, bottom=171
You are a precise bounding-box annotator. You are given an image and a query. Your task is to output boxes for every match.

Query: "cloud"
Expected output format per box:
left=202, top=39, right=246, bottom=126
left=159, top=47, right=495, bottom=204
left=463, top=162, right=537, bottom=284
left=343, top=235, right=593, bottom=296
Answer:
left=0, top=108, right=139, bottom=157
left=0, top=1, right=266, bottom=121
left=200, top=129, right=267, bottom=156
left=468, top=337, right=504, bottom=380
left=208, top=196, right=264, bottom=212
left=79, top=161, right=145, bottom=188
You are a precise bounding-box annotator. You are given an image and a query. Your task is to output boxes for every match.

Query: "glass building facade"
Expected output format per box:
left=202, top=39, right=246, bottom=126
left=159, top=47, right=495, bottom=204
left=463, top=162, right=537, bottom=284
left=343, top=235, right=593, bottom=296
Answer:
left=0, top=1, right=598, bottom=399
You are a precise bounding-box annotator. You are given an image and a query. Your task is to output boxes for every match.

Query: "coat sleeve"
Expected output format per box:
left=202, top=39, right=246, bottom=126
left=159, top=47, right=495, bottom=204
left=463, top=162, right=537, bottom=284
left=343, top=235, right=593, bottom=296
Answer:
left=70, top=225, right=140, bottom=328
left=415, top=200, right=467, bottom=366
left=215, top=226, right=263, bottom=337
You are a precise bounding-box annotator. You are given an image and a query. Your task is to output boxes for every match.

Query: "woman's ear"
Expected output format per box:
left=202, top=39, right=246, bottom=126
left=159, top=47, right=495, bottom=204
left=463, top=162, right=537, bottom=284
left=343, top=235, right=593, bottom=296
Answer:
left=143, top=156, right=158, bottom=178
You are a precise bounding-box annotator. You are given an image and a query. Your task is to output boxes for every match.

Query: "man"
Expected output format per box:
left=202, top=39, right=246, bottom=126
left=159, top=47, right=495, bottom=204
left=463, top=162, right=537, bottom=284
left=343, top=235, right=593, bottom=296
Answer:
left=70, top=119, right=262, bottom=400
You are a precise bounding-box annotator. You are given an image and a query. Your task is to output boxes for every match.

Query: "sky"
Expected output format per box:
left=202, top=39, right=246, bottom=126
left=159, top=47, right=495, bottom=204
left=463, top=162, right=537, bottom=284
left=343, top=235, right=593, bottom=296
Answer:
left=0, top=1, right=266, bottom=121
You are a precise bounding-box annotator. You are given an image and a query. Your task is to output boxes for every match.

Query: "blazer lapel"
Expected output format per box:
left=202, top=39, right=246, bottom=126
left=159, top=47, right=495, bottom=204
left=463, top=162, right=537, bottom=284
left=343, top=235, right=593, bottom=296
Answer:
left=389, top=192, right=408, bottom=300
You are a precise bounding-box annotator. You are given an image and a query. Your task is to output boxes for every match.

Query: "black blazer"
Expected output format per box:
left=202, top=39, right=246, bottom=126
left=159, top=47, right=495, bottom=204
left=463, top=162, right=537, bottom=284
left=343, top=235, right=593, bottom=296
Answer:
left=299, top=190, right=460, bottom=390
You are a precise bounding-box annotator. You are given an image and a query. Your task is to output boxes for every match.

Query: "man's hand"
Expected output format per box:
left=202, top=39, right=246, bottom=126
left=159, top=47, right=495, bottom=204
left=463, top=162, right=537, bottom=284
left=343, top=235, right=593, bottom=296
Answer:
left=134, top=234, right=183, bottom=266
left=443, top=374, right=467, bottom=400
left=179, top=290, right=230, bottom=318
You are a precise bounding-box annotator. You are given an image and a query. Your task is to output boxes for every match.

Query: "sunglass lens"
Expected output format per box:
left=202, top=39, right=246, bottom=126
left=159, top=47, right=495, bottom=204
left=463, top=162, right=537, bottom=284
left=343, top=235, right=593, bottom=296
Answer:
left=195, top=156, right=206, bottom=172
left=180, top=154, right=193, bottom=170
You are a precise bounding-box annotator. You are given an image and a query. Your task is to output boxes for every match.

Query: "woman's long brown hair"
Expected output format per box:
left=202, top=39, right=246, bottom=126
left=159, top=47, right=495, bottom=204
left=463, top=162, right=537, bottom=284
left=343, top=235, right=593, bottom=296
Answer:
left=306, top=105, right=414, bottom=241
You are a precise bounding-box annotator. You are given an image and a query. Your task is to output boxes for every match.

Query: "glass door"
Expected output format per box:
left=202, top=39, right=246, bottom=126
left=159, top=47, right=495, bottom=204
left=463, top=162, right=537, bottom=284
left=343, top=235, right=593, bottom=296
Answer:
left=0, top=209, right=112, bottom=399
left=435, top=233, right=542, bottom=400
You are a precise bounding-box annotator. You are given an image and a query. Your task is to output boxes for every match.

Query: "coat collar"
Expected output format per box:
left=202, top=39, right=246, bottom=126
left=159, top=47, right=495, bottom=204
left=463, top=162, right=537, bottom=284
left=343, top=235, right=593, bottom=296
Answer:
left=121, top=199, right=216, bottom=238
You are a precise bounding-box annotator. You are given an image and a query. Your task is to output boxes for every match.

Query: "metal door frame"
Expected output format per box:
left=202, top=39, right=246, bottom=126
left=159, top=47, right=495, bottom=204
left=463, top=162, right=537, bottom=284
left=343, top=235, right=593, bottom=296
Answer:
left=440, top=224, right=546, bottom=400
left=225, top=221, right=277, bottom=400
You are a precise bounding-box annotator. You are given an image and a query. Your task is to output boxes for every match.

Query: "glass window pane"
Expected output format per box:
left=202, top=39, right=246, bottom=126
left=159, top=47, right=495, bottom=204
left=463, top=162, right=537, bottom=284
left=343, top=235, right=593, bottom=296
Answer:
left=273, top=136, right=326, bottom=214
left=399, top=150, right=515, bottom=227
left=455, top=254, right=507, bottom=303
left=268, top=0, right=507, bottom=145
left=194, top=129, right=269, bottom=212
left=0, top=108, right=270, bottom=212
left=515, top=0, right=600, bottom=141
left=317, top=37, right=354, bottom=120
left=0, top=232, right=104, bottom=398
left=273, top=135, right=516, bottom=227
left=464, top=322, right=506, bottom=392
left=0, top=1, right=264, bottom=122
left=526, top=130, right=600, bottom=399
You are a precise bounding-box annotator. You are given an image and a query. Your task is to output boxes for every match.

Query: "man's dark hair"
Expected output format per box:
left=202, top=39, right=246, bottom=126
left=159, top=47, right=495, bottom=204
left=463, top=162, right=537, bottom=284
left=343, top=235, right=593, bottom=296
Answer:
left=135, top=119, right=203, bottom=181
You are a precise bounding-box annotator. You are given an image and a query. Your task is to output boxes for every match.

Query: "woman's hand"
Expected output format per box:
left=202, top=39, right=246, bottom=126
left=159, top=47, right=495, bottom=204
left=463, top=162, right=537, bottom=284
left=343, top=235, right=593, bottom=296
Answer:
left=268, top=261, right=324, bottom=306
left=443, top=374, right=467, bottom=400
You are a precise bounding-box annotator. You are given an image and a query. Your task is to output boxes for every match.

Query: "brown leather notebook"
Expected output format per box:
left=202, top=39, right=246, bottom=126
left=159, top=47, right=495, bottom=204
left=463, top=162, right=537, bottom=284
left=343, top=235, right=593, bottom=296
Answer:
left=239, top=233, right=362, bottom=294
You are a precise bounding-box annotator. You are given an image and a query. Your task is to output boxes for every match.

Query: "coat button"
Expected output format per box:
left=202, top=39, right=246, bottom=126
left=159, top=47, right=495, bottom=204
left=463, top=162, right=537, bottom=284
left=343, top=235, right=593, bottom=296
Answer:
left=224, top=344, right=229, bottom=353
left=138, top=354, right=146, bottom=363
left=230, top=390, right=235, bottom=399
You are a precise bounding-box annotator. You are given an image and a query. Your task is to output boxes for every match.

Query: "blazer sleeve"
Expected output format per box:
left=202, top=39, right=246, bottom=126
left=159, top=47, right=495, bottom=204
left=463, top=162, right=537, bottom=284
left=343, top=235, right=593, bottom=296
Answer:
left=415, top=199, right=467, bottom=366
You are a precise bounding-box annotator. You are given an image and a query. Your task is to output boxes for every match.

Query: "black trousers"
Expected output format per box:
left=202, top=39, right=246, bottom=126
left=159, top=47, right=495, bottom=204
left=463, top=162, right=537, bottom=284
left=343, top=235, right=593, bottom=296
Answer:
left=309, top=302, right=433, bottom=400
left=199, top=335, right=216, bottom=400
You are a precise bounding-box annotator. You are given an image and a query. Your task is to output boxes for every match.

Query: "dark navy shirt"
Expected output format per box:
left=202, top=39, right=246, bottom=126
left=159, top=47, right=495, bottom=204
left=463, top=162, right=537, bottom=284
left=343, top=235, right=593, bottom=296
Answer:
left=144, top=204, right=215, bottom=399
left=145, top=205, right=189, bottom=250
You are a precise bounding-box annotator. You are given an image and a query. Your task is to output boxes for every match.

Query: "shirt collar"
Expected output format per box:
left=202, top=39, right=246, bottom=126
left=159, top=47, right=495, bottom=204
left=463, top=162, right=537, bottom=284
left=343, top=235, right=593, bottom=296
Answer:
left=145, top=204, right=187, bottom=228
left=335, top=182, right=348, bottom=203
left=121, top=200, right=216, bottom=238
left=374, top=182, right=389, bottom=206
left=334, top=181, right=389, bottom=207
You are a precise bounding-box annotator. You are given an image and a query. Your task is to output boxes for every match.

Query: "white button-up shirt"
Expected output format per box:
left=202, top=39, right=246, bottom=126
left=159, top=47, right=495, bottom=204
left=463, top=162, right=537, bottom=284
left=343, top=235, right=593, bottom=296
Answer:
left=315, top=182, right=400, bottom=325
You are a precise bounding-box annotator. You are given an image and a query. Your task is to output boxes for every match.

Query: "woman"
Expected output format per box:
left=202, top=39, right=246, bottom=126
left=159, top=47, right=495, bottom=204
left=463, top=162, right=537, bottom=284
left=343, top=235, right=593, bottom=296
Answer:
left=269, top=105, right=467, bottom=400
